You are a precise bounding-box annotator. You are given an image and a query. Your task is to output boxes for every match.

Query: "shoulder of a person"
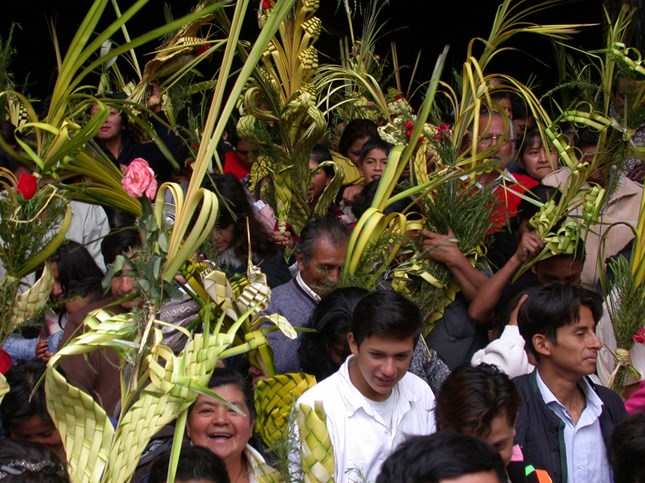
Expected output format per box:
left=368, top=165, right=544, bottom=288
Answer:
left=540, top=166, right=572, bottom=189
left=297, top=373, right=341, bottom=406
left=511, top=172, right=539, bottom=189
left=592, top=381, right=627, bottom=414
left=512, top=372, right=533, bottom=395
left=397, top=371, right=437, bottom=403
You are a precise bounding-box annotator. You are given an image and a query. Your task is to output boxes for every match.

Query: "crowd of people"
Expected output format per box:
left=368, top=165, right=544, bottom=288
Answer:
left=1, top=47, right=645, bottom=483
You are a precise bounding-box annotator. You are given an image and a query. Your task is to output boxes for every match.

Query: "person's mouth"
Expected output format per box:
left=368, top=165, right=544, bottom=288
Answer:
left=208, top=432, right=233, bottom=441
left=375, top=376, right=395, bottom=387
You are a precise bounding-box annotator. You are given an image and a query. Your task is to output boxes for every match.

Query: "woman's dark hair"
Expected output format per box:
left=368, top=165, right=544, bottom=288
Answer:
left=518, top=283, right=603, bottom=360
left=358, top=138, right=392, bottom=166
left=50, top=241, right=104, bottom=299
left=148, top=445, right=230, bottom=483
left=309, top=144, right=335, bottom=178
left=376, top=432, right=506, bottom=483
left=0, top=440, right=67, bottom=482
left=299, top=287, right=368, bottom=380
left=189, top=368, right=256, bottom=421
left=435, top=363, right=522, bottom=437
left=100, top=226, right=142, bottom=266
left=0, top=361, right=51, bottom=433
left=337, top=119, right=379, bottom=157
left=203, top=173, right=278, bottom=258
left=351, top=290, right=423, bottom=347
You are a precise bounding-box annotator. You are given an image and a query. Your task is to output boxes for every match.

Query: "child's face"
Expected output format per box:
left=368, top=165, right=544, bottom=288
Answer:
left=360, top=148, right=388, bottom=183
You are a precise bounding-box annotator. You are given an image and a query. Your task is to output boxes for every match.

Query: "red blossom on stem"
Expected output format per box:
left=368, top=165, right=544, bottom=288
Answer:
left=262, top=0, right=272, bottom=9
left=434, top=122, right=452, bottom=141
left=16, top=173, right=38, bottom=200
left=633, top=327, right=645, bottom=344
left=195, top=45, right=212, bottom=57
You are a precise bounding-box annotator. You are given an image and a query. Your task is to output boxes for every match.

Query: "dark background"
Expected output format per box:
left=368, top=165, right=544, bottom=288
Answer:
left=3, top=0, right=604, bottom=104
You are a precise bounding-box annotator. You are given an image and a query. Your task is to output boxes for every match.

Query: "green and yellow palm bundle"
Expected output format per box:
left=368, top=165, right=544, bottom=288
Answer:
left=601, top=174, right=644, bottom=394
left=237, top=0, right=332, bottom=235
left=342, top=46, right=454, bottom=291
left=513, top=5, right=644, bottom=286
left=297, top=401, right=335, bottom=483
left=344, top=0, right=584, bottom=326
left=27, top=0, right=298, bottom=481
left=0, top=169, right=70, bottom=403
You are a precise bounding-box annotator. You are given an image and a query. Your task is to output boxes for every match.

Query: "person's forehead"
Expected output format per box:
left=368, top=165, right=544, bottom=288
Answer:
left=312, top=236, right=346, bottom=256
left=479, top=115, right=507, bottom=134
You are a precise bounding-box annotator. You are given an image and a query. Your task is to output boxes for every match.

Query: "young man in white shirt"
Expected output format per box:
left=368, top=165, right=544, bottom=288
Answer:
left=294, top=290, right=436, bottom=482
left=514, top=283, right=627, bottom=483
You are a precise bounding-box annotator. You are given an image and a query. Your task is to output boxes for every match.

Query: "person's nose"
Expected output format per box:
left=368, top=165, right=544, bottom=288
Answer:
left=328, top=267, right=342, bottom=285
left=51, top=281, right=63, bottom=299
left=381, top=358, right=396, bottom=377
left=589, top=332, right=602, bottom=351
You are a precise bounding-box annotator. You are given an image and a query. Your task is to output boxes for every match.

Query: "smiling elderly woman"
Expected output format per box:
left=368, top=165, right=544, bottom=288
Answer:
left=186, top=368, right=281, bottom=483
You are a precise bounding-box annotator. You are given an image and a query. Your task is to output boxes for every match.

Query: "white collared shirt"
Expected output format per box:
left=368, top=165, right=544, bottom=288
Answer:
left=535, top=370, right=611, bottom=483
left=295, top=356, right=436, bottom=482
left=295, top=271, right=321, bottom=303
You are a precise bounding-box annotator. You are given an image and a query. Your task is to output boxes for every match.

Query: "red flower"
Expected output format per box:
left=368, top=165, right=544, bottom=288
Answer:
left=434, top=122, right=452, bottom=141
left=262, top=0, right=272, bottom=8
left=195, top=45, right=212, bottom=57
left=633, top=327, right=645, bottom=344
left=394, top=94, right=404, bottom=101
left=405, top=121, right=414, bottom=129
left=16, top=173, right=38, bottom=200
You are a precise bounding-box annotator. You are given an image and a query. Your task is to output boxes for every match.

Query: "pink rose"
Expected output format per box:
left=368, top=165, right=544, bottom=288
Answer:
left=121, top=158, right=157, bottom=199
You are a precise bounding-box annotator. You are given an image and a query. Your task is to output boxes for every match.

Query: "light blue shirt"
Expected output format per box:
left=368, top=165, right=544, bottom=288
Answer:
left=536, top=370, right=611, bottom=483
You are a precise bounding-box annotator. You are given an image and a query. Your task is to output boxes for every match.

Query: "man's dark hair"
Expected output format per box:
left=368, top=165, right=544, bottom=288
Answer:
left=298, top=215, right=349, bottom=265
left=148, top=445, right=230, bottom=483
left=608, top=414, right=645, bottom=483
left=376, top=432, right=505, bottom=483
left=518, top=283, right=603, bottom=360
left=435, top=363, right=522, bottom=437
left=350, top=290, right=423, bottom=347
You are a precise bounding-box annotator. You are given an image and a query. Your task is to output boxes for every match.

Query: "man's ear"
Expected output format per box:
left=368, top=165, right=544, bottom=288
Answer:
left=532, top=334, right=552, bottom=358
left=348, top=332, right=359, bottom=356
left=295, top=250, right=305, bottom=272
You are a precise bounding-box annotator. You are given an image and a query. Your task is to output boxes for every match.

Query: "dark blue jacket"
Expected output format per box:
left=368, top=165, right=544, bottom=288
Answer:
left=513, top=371, right=627, bottom=483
